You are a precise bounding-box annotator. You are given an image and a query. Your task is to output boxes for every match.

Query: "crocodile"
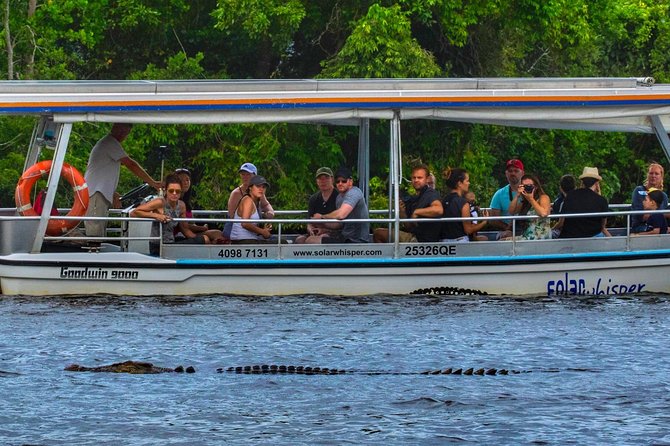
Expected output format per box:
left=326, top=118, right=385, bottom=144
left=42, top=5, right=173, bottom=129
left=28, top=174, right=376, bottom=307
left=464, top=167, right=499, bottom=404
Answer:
left=216, top=365, right=546, bottom=375
left=64, top=360, right=195, bottom=374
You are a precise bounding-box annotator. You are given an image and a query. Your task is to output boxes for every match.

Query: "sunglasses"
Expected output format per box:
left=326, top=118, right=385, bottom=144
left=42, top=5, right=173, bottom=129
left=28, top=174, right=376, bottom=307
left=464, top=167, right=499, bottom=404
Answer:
left=335, top=178, right=349, bottom=184
left=167, top=188, right=182, bottom=194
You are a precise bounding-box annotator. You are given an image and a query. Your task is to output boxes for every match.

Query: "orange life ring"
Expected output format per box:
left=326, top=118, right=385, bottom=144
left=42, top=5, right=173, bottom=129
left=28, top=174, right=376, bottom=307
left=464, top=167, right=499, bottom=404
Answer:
left=15, top=160, right=89, bottom=236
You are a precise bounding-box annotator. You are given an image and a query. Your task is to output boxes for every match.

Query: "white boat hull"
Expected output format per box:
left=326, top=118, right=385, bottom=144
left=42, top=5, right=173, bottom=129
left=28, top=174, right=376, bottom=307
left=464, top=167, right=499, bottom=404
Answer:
left=1, top=250, right=668, bottom=296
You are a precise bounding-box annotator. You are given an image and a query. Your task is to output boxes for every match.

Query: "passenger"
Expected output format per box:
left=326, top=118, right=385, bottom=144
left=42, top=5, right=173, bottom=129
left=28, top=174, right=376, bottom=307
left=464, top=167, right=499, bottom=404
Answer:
left=550, top=174, right=576, bottom=238
left=305, top=167, right=370, bottom=244
left=174, top=168, right=223, bottom=243
left=224, top=162, right=275, bottom=238
left=130, top=174, right=209, bottom=255
left=558, top=167, right=611, bottom=238
left=373, top=165, right=442, bottom=243
left=230, top=175, right=274, bottom=244
left=631, top=189, right=668, bottom=235
left=488, top=158, right=525, bottom=238
left=294, top=167, right=338, bottom=244
left=465, top=191, right=487, bottom=241
left=440, top=168, right=489, bottom=243
left=84, top=123, right=161, bottom=241
left=631, top=163, right=668, bottom=232
left=507, top=174, right=552, bottom=240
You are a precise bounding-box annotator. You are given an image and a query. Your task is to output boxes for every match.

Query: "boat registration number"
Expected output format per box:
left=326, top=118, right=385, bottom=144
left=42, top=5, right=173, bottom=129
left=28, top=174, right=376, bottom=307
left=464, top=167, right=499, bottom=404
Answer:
left=217, top=248, right=269, bottom=259
left=404, top=245, right=456, bottom=257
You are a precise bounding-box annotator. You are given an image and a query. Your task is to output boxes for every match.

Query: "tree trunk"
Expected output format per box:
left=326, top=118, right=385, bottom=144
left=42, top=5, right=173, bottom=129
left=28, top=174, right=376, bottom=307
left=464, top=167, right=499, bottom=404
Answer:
left=4, top=0, right=13, bottom=80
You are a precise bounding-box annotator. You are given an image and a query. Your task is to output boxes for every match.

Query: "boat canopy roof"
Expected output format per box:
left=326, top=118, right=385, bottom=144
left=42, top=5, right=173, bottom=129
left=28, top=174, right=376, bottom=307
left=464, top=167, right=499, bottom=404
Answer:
left=1, top=77, right=670, bottom=133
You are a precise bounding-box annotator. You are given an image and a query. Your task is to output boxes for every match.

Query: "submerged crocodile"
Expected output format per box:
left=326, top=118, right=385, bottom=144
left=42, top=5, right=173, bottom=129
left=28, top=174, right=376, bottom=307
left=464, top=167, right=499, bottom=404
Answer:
left=216, top=365, right=548, bottom=375
left=64, top=361, right=196, bottom=374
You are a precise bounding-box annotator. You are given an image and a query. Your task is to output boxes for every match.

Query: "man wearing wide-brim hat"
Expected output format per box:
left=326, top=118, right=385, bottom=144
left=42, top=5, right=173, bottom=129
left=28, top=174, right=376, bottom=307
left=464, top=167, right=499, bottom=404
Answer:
left=558, top=167, right=611, bottom=238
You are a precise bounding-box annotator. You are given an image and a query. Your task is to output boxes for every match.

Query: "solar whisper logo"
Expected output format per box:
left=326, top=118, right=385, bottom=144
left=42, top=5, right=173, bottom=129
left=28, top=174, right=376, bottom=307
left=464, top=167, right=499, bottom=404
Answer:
left=547, top=273, right=646, bottom=296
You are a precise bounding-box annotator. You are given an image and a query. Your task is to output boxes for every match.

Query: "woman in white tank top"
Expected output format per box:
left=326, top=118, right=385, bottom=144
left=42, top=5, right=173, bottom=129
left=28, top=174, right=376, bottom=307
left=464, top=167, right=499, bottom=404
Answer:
left=230, top=176, right=273, bottom=243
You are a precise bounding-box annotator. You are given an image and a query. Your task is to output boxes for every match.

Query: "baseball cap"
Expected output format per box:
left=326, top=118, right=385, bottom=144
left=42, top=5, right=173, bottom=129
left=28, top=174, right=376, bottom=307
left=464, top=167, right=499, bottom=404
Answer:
left=239, top=162, right=257, bottom=174
left=315, top=167, right=334, bottom=178
left=334, top=167, right=353, bottom=179
left=506, top=159, right=524, bottom=171
left=249, top=175, right=269, bottom=188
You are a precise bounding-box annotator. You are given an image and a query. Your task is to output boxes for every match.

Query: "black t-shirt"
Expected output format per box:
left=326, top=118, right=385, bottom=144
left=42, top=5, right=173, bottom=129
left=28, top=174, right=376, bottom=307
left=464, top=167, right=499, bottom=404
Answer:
left=440, top=192, right=467, bottom=240
left=559, top=188, right=609, bottom=238
left=308, top=189, right=338, bottom=217
left=404, top=186, right=441, bottom=242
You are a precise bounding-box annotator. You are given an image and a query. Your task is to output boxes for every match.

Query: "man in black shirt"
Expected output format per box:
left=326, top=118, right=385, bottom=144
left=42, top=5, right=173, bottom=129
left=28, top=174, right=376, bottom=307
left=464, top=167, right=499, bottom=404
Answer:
left=294, top=167, right=338, bottom=244
left=559, top=167, right=610, bottom=238
left=373, top=165, right=443, bottom=242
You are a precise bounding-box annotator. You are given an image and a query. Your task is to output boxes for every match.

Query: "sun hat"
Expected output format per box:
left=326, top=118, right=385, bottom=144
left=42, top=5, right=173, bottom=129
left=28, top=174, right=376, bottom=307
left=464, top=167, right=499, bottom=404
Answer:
left=578, top=167, right=602, bottom=181
left=249, top=175, right=269, bottom=188
left=506, top=159, right=524, bottom=170
left=334, top=166, right=353, bottom=179
left=315, top=167, right=334, bottom=178
left=239, top=163, right=258, bottom=174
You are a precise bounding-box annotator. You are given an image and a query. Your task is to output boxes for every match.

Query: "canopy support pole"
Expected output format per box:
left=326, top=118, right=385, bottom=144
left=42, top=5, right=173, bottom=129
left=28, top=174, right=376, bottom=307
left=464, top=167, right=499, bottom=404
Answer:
left=650, top=115, right=670, bottom=163
left=31, top=123, right=73, bottom=253
left=357, top=119, right=370, bottom=203
left=391, top=112, right=402, bottom=258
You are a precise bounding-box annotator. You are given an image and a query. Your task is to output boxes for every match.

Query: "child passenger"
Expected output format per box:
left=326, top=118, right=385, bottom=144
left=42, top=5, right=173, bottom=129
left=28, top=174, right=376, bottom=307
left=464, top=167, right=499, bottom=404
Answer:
left=632, top=189, right=668, bottom=235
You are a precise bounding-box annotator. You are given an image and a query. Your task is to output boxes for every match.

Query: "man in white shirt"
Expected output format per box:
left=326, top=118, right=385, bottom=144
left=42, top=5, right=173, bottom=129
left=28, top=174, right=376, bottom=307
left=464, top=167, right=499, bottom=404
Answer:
left=85, top=123, right=161, bottom=238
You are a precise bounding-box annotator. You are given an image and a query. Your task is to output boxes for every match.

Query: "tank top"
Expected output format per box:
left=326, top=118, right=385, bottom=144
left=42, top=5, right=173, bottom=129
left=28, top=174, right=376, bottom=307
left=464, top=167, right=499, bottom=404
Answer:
left=150, top=198, right=182, bottom=243
left=230, top=198, right=263, bottom=241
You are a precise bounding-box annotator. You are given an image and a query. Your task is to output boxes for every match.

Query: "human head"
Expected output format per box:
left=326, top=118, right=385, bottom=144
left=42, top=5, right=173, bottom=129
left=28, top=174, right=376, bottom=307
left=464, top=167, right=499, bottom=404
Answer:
left=520, top=174, right=545, bottom=198
left=315, top=167, right=334, bottom=191
left=334, top=167, right=353, bottom=193
left=505, top=158, right=524, bottom=187
left=174, top=168, right=191, bottom=192
left=559, top=174, right=576, bottom=195
left=444, top=167, right=469, bottom=193
left=163, top=174, right=182, bottom=202
left=410, top=164, right=430, bottom=191
left=110, top=123, right=132, bottom=142
left=239, top=162, right=257, bottom=187
left=579, top=166, right=601, bottom=189
left=644, top=188, right=665, bottom=209
left=465, top=191, right=476, bottom=204
left=644, top=163, right=665, bottom=189
left=248, top=175, right=269, bottom=198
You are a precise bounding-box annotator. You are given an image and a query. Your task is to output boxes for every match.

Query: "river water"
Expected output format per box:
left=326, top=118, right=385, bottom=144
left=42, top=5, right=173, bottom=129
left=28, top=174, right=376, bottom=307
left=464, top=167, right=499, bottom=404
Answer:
left=1, top=293, right=669, bottom=445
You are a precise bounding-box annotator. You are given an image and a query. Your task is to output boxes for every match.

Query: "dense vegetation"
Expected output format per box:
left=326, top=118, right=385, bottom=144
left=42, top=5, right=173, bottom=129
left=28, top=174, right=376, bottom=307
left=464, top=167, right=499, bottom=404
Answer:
left=1, top=0, right=669, bottom=210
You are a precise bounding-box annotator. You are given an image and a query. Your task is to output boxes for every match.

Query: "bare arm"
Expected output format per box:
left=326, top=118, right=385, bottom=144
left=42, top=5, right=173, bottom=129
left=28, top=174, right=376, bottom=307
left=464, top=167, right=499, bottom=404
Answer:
left=238, top=196, right=271, bottom=239
left=461, top=203, right=488, bottom=235
left=130, top=198, right=170, bottom=223
left=412, top=199, right=443, bottom=218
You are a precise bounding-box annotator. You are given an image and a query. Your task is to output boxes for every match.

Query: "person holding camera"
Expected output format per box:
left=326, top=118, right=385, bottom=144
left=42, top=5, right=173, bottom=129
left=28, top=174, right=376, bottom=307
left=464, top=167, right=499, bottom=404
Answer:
left=508, top=174, right=552, bottom=240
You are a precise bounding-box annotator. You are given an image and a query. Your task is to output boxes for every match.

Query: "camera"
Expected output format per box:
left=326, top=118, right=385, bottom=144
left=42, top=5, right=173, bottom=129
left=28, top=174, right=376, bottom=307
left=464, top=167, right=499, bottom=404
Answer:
left=523, top=184, right=535, bottom=193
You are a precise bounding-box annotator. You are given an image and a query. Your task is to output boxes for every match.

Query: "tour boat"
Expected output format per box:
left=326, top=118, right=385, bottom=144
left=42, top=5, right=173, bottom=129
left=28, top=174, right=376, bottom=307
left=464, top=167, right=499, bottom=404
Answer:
left=1, top=77, right=669, bottom=296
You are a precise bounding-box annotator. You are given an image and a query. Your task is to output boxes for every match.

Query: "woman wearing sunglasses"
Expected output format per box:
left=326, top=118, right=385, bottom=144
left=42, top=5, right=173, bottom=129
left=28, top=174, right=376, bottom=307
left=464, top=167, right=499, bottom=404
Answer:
left=131, top=174, right=210, bottom=255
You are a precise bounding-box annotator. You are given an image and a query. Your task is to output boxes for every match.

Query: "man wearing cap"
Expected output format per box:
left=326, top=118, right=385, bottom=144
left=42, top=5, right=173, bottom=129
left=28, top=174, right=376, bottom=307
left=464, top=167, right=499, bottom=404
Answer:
left=225, top=162, right=275, bottom=238
left=85, top=123, right=161, bottom=240
left=306, top=167, right=370, bottom=243
left=295, top=167, right=339, bottom=244
left=488, top=158, right=525, bottom=236
left=558, top=167, right=610, bottom=238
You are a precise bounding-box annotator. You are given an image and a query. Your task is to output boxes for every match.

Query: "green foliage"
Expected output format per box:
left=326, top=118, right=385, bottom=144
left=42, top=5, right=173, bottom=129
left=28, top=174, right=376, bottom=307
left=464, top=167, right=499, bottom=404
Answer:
left=320, top=4, right=442, bottom=78
left=1, top=0, right=669, bottom=215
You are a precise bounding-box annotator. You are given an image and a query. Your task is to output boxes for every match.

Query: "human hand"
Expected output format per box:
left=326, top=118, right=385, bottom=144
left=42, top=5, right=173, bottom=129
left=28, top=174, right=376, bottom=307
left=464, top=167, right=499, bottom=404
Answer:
left=261, top=228, right=271, bottom=239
